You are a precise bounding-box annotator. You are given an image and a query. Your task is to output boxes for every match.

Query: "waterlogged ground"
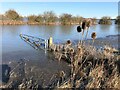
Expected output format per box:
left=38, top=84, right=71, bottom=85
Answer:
left=1, top=49, right=71, bottom=88
left=84, top=34, right=119, bottom=49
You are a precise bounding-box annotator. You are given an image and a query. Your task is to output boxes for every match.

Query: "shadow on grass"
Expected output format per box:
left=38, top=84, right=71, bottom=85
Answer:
left=0, top=64, right=11, bottom=83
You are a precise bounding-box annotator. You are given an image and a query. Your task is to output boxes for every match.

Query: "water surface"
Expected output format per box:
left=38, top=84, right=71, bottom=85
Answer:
left=2, top=23, right=119, bottom=56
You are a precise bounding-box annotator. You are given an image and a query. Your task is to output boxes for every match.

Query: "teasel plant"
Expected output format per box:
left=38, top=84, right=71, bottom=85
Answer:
left=77, top=26, right=82, bottom=44
left=91, top=32, right=97, bottom=46
left=76, top=20, right=86, bottom=45
left=77, top=19, right=92, bottom=45
left=81, top=19, right=88, bottom=45
left=85, top=19, right=92, bottom=40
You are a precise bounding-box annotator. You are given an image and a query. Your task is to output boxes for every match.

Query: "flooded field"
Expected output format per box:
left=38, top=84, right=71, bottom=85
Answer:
left=1, top=23, right=120, bottom=88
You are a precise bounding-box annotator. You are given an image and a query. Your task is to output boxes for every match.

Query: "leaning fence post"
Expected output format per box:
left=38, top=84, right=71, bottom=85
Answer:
left=48, top=37, right=53, bottom=49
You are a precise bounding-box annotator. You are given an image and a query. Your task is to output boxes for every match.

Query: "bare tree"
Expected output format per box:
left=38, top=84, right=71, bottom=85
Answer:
left=60, top=13, right=72, bottom=25
left=35, top=15, right=44, bottom=24
left=99, top=16, right=112, bottom=25
left=28, top=15, right=37, bottom=22
left=43, top=11, right=57, bottom=25
left=5, top=9, right=22, bottom=20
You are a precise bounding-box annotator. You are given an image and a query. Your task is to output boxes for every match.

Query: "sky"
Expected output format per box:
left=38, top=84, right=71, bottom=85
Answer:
left=0, top=2, right=118, bottom=19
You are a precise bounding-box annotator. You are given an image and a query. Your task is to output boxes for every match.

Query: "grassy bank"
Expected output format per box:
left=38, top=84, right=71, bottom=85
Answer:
left=0, top=20, right=26, bottom=25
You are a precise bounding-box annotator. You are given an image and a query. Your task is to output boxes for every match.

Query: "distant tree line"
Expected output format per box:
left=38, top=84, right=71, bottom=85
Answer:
left=98, top=16, right=112, bottom=25
left=28, top=11, right=57, bottom=25
left=0, top=9, right=120, bottom=25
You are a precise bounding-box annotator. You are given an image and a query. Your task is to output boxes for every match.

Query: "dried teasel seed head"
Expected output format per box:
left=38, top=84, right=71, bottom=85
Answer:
left=70, top=48, right=74, bottom=54
left=66, top=40, right=72, bottom=45
left=82, top=22, right=86, bottom=30
left=82, top=21, right=87, bottom=30
left=77, top=26, right=82, bottom=33
left=91, top=32, right=97, bottom=39
left=86, top=20, right=92, bottom=28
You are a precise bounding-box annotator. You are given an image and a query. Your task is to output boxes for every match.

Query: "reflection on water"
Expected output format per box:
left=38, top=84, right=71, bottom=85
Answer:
left=58, top=25, right=74, bottom=34
left=91, top=25, right=97, bottom=30
left=99, top=25, right=111, bottom=31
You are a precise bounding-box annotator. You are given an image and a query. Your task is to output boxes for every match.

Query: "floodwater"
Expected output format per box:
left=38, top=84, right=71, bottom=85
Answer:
left=2, top=22, right=119, bottom=57
left=0, top=22, right=119, bottom=84
left=1, top=22, right=119, bottom=61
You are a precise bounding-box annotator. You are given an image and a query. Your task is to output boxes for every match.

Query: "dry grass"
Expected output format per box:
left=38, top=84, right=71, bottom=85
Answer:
left=52, top=41, right=120, bottom=89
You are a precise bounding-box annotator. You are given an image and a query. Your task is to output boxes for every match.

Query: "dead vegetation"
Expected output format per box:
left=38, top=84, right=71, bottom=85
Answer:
left=48, top=19, right=120, bottom=89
